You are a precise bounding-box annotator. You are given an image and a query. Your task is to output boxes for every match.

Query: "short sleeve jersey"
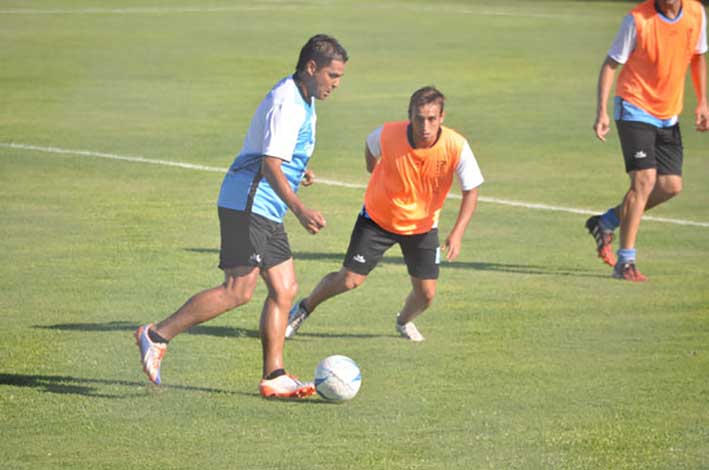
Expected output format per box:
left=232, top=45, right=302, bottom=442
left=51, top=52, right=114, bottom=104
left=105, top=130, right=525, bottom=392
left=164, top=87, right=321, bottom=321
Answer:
left=218, top=76, right=316, bottom=222
left=363, top=122, right=484, bottom=235
left=608, top=1, right=707, bottom=121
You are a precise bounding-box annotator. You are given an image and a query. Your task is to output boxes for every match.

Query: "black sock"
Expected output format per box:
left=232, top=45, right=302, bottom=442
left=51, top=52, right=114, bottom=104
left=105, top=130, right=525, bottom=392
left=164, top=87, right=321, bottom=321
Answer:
left=148, top=328, right=169, bottom=344
left=300, top=300, right=310, bottom=316
left=264, top=368, right=286, bottom=380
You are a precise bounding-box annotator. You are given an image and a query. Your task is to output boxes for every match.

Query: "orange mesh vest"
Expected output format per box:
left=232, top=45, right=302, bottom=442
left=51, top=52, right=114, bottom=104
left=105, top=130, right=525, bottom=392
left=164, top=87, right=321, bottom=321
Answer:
left=364, top=121, right=465, bottom=235
left=616, top=0, right=703, bottom=119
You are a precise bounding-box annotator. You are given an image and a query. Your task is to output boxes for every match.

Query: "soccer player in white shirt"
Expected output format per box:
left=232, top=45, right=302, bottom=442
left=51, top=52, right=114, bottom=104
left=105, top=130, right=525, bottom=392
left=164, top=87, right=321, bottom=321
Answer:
left=135, top=34, right=348, bottom=398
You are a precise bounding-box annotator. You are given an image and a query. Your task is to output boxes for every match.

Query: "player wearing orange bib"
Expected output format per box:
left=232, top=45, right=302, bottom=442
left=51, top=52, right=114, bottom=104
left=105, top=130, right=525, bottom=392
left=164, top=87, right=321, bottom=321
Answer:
left=285, top=86, right=484, bottom=341
left=588, top=0, right=708, bottom=281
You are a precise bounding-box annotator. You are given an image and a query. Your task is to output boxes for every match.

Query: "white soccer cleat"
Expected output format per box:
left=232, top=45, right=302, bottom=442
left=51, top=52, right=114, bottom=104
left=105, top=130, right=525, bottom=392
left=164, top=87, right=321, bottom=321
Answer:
left=395, top=316, right=425, bottom=342
left=259, top=373, right=316, bottom=399
left=134, top=324, right=167, bottom=384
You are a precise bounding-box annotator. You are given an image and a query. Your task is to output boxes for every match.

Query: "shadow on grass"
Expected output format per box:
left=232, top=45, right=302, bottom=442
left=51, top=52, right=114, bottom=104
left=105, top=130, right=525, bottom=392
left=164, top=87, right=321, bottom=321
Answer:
left=0, top=372, right=236, bottom=398
left=35, top=321, right=390, bottom=341
left=187, top=248, right=607, bottom=278
left=0, top=373, right=348, bottom=405
left=290, top=331, right=391, bottom=340
left=33, top=321, right=259, bottom=339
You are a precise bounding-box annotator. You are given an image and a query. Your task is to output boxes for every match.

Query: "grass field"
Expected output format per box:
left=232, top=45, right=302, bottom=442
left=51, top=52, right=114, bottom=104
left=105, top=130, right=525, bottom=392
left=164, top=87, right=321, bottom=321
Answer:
left=1, top=1, right=708, bottom=468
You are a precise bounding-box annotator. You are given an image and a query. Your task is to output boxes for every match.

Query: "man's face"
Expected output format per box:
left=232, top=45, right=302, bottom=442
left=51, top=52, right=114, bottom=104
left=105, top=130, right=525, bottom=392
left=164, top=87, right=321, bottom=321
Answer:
left=409, top=102, right=444, bottom=148
left=305, top=59, right=346, bottom=101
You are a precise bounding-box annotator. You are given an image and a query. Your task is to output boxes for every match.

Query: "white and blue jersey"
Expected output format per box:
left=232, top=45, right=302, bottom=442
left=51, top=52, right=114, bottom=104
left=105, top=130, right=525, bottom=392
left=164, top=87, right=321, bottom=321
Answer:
left=218, top=76, right=316, bottom=222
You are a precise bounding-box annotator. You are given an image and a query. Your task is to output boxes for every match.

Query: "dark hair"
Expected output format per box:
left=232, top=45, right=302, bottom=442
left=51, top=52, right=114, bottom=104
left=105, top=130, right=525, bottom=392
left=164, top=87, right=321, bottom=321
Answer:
left=408, top=86, right=446, bottom=116
left=295, top=34, right=348, bottom=74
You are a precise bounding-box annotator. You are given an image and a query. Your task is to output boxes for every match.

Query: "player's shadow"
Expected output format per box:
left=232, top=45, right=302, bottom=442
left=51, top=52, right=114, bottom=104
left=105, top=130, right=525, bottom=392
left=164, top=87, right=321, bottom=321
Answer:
left=0, top=373, right=345, bottom=405
left=185, top=248, right=605, bottom=278
left=0, top=372, right=236, bottom=399
left=289, top=331, right=390, bottom=340
left=35, top=321, right=389, bottom=341
left=33, top=321, right=259, bottom=339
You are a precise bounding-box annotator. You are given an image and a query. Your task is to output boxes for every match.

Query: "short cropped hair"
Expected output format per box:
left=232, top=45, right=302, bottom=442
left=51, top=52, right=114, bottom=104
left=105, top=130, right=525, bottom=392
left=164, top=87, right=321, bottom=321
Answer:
left=295, top=34, right=349, bottom=73
left=408, top=86, right=446, bottom=117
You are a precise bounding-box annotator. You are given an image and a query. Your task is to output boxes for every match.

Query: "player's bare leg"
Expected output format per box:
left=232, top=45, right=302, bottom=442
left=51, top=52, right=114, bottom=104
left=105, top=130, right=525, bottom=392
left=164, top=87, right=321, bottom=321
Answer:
left=615, top=169, right=655, bottom=282
left=396, top=277, right=436, bottom=341
left=135, top=266, right=260, bottom=384
left=644, top=174, right=682, bottom=211
left=259, top=259, right=298, bottom=376
left=285, top=268, right=367, bottom=338
left=154, top=266, right=260, bottom=340
left=258, top=258, right=315, bottom=398
left=304, top=268, right=367, bottom=313
left=619, top=169, right=655, bottom=252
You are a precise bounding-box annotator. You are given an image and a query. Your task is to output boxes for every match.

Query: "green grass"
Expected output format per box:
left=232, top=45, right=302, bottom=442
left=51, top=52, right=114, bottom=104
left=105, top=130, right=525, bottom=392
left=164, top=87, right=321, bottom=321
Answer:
left=1, top=1, right=708, bottom=468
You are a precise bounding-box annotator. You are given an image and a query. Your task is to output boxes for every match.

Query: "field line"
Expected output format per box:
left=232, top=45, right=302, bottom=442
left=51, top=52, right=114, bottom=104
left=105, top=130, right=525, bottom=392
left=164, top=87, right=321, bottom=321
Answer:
left=2, top=141, right=708, bottom=228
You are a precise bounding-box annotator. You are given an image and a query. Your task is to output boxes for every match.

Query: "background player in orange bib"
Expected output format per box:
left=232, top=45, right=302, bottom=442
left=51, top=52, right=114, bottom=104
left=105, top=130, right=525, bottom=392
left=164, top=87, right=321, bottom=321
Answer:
left=285, top=86, right=484, bottom=341
left=588, top=0, right=708, bottom=282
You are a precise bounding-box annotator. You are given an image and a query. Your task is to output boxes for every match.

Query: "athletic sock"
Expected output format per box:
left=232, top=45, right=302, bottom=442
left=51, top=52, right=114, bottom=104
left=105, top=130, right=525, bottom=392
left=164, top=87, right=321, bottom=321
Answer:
left=599, top=208, right=620, bottom=231
left=148, top=328, right=169, bottom=344
left=264, top=368, right=286, bottom=380
left=617, top=248, right=637, bottom=264
left=299, top=300, right=311, bottom=317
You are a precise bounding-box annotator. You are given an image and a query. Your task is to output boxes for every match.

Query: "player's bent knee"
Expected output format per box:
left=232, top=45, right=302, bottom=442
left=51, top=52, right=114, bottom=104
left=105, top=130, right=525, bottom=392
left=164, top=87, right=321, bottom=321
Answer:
left=283, top=280, right=299, bottom=303
left=223, top=290, right=252, bottom=310
left=416, top=285, right=437, bottom=307
left=342, top=272, right=366, bottom=291
left=666, top=180, right=682, bottom=197
left=420, top=291, right=436, bottom=308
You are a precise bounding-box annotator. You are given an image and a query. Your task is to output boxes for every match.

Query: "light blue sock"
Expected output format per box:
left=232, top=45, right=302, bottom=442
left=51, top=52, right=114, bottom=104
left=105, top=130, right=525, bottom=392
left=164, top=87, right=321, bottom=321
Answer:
left=617, top=248, right=636, bottom=264
left=599, top=208, right=620, bottom=231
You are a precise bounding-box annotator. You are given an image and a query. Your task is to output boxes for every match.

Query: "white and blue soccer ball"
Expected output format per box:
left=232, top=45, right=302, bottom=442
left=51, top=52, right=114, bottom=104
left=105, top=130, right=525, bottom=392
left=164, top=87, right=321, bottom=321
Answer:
left=314, top=355, right=362, bottom=401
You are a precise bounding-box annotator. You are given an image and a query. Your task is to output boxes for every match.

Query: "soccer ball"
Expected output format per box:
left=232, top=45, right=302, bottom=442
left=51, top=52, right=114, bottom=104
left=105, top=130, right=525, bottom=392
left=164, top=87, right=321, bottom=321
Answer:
left=314, top=355, right=362, bottom=401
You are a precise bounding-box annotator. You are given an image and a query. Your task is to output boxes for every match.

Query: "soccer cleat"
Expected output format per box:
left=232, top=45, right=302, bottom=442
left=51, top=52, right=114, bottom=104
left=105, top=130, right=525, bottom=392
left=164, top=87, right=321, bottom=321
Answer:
left=285, top=300, right=309, bottom=339
left=259, top=373, right=316, bottom=399
left=134, top=324, right=167, bottom=385
left=585, top=215, right=617, bottom=267
left=612, top=262, right=648, bottom=282
left=396, top=316, right=425, bottom=342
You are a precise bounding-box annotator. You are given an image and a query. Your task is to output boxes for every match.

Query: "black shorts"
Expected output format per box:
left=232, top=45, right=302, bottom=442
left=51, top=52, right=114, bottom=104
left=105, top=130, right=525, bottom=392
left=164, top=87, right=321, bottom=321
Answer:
left=342, top=214, right=440, bottom=280
left=218, top=207, right=291, bottom=270
left=616, top=120, right=683, bottom=175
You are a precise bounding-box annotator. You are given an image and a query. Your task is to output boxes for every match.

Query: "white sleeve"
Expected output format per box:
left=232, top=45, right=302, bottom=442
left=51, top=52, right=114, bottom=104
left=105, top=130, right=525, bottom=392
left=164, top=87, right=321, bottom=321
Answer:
left=608, top=14, right=636, bottom=64
left=262, top=101, right=306, bottom=162
left=456, top=141, right=484, bottom=191
left=697, top=7, right=708, bottom=55
left=365, top=126, right=383, bottom=158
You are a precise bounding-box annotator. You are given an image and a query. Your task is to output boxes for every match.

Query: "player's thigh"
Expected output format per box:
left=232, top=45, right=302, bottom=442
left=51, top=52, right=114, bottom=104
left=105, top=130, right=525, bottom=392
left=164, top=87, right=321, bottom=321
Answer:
left=400, top=229, right=440, bottom=280
left=222, top=265, right=261, bottom=303
left=260, top=258, right=297, bottom=302
left=342, top=215, right=396, bottom=275
left=616, top=120, right=658, bottom=173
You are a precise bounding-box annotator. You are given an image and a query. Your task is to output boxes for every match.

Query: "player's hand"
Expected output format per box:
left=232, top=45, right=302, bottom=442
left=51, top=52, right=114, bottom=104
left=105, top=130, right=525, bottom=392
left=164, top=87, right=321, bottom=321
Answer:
left=302, top=169, right=316, bottom=186
left=594, top=113, right=611, bottom=142
left=695, top=105, right=709, bottom=132
left=296, top=207, right=326, bottom=234
left=443, top=233, right=463, bottom=262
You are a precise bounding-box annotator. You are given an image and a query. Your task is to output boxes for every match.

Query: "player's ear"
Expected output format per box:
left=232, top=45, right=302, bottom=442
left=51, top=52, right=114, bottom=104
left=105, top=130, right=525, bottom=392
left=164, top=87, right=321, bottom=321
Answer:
left=305, top=59, right=318, bottom=77
left=439, top=110, right=446, bottom=123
